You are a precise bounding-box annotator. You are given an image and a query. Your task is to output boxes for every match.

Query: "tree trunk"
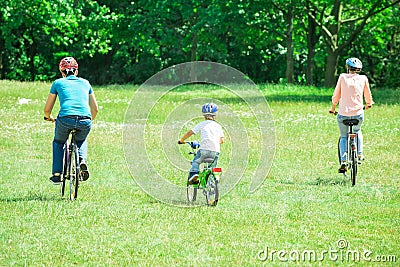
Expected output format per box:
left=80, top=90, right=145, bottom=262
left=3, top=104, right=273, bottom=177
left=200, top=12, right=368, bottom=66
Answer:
left=306, top=9, right=318, bottom=85
left=285, top=6, right=294, bottom=84
left=323, top=0, right=341, bottom=87
left=325, top=48, right=339, bottom=87
left=0, top=40, right=3, bottom=79
left=28, top=29, right=36, bottom=81
left=190, top=30, right=198, bottom=81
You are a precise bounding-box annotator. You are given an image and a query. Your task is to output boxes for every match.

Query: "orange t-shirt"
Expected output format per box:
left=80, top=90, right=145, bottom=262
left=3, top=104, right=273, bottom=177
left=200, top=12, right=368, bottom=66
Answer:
left=332, top=73, right=374, bottom=116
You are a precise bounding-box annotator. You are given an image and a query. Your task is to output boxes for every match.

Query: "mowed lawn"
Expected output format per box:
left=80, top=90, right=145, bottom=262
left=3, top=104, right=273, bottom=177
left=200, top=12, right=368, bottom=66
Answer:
left=0, top=80, right=399, bottom=266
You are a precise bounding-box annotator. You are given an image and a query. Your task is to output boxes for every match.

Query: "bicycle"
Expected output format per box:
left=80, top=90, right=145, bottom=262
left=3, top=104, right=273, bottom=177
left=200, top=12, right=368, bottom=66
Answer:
left=331, top=108, right=367, bottom=186
left=60, top=129, right=81, bottom=201
left=182, top=141, right=222, bottom=206
left=338, top=118, right=359, bottom=186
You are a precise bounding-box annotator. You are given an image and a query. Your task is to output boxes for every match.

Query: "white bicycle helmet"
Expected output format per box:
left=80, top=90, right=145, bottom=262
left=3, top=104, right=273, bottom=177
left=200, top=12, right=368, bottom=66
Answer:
left=346, top=57, right=363, bottom=70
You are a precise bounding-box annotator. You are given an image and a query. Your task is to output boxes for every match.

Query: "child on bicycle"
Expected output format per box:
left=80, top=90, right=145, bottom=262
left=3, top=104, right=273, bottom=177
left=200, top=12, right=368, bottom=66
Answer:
left=178, top=103, right=224, bottom=184
left=44, top=57, right=99, bottom=184
left=329, top=57, right=374, bottom=173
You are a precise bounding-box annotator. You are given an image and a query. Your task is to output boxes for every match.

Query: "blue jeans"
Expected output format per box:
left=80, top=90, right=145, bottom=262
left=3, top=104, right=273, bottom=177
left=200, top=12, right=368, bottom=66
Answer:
left=189, top=149, right=219, bottom=177
left=337, top=113, right=364, bottom=162
left=52, top=116, right=92, bottom=174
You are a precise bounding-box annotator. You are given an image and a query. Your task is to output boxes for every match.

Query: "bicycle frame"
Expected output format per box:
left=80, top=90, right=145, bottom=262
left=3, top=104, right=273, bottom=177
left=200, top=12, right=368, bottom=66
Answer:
left=193, top=163, right=222, bottom=189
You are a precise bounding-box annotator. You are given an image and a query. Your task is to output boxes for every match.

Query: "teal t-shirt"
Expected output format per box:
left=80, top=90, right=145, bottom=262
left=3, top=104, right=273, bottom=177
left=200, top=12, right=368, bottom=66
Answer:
left=50, top=75, right=93, bottom=118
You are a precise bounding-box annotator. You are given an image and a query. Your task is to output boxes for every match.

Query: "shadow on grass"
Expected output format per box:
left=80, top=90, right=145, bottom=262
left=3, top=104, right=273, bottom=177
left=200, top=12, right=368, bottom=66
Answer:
left=272, top=176, right=350, bottom=187
left=306, top=176, right=350, bottom=186
left=0, top=191, right=62, bottom=202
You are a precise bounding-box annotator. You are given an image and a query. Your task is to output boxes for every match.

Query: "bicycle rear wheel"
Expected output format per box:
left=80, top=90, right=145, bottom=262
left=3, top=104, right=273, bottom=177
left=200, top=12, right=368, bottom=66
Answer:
left=205, top=173, right=219, bottom=206
left=69, top=144, right=79, bottom=201
left=337, top=137, right=341, bottom=165
left=350, top=150, right=357, bottom=186
left=60, top=144, right=69, bottom=197
left=187, top=182, right=198, bottom=203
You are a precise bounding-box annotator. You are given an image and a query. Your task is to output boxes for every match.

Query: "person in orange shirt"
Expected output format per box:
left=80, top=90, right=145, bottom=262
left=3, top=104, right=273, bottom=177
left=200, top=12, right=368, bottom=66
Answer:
left=329, top=57, right=374, bottom=173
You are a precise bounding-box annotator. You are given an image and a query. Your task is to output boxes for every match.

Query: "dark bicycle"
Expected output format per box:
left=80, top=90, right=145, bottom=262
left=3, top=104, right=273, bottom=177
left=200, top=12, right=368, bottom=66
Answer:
left=61, top=129, right=81, bottom=200
left=331, top=107, right=369, bottom=186
left=337, top=119, right=360, bottom=186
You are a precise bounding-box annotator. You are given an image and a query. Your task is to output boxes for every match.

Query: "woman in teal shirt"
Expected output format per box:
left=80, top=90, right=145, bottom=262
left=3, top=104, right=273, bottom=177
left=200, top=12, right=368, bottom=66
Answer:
left=44, top=57, right=98, bottom=184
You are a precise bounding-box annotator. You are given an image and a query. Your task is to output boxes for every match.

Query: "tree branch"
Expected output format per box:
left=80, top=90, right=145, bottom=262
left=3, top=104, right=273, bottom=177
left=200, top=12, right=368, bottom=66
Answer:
left=341, top=0, right=400, bottom=24
left=306, top=8, right=335, bottom=50
left=339, top=0, right=399, bottom=51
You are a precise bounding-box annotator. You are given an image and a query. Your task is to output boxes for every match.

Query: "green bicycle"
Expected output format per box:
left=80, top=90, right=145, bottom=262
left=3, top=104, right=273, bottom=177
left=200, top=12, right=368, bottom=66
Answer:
left=183, top=141, right=222, bottom=206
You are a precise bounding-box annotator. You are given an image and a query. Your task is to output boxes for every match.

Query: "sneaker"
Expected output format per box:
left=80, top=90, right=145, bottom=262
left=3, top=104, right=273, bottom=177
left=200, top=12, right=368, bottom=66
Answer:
left=79, top=162, right=90, bottom=181
left=358, top=154, right=365, bottom=164
left=50, top=175, right=62, bottom=184
left=338, top=162, right=347, bottom=173
left=188, top=174, right=199, bottom=185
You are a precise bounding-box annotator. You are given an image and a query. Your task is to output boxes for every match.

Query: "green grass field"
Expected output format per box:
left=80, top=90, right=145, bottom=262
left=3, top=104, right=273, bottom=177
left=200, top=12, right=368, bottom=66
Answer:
left=0, top=80, right=399, bottom=266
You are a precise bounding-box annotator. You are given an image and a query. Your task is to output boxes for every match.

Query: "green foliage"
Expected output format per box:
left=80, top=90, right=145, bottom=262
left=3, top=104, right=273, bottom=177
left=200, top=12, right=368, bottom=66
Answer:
left=0, top=0, right=399, bottom=87
left=0, top=0, right=115, bottom=81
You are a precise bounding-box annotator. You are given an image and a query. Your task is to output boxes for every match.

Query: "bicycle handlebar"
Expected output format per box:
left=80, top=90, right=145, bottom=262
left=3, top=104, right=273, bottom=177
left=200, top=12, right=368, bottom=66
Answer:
left=177, top=140, right=200, bottom=149
left=44, top=116, right=56, bottom=122
left=330, top=106, right=370, bottom=116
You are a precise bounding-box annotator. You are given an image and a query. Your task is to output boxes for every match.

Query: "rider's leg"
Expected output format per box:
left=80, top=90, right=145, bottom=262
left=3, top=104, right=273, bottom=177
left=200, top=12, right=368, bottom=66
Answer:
left=337, top=115, right=348, bottom=163
left=51, top=118, right=71, bottom=183
left=351, top=114, right=364, bottom=158
left=74, top=118, right=92, bottom=181
left=188, top=151, right=201, bottom=182
left=74, top=118, right=92, bottom=163
left=52, top=117, right=71, bottom=175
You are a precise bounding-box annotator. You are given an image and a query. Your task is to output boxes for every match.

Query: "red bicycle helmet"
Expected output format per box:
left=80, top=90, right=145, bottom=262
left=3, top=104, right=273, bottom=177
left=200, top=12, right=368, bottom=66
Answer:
left=59, top=57, right=78, bottom=73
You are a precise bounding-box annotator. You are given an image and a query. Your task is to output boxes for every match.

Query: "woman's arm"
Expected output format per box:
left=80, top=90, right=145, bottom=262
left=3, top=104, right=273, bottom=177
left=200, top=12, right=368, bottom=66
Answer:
left=330, top=75, right=342, bottom=113
left=363, top=78, right=374, bottom=109
left=89, top=93, right=99, bottom=120
left=44, top=93, right=57, bottom=122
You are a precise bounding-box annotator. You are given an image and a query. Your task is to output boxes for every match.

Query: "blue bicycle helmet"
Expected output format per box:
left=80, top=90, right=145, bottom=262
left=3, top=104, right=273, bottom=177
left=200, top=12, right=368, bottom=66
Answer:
left=346, top=57, right=363, bottom=70
left=202, top=103, right=218, bottom=116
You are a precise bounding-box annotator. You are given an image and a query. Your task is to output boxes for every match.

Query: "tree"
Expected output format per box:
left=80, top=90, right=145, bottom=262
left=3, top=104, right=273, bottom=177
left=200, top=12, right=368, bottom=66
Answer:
left=306, top=0, right=400, bottom=87
left=272, top=0, right=295, bottom=83
left=0, top=0, right=115, bottom=81
left=304, top=0, right=320, bottom=85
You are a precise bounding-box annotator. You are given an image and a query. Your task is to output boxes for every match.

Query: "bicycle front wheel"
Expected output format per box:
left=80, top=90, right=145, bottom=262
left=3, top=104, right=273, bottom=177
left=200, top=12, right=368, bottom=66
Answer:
left=69, top=145, right=79, bottom=201
left=187, top=182, right=198, bottom=203
left=205, top=173, right=219, bottom=206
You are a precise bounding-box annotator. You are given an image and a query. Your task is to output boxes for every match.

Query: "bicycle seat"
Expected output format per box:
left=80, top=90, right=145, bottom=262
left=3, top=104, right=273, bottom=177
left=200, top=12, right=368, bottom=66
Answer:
left=343, top=119, right=359, bottom=126
left=202, top=158, right=215, bottom=163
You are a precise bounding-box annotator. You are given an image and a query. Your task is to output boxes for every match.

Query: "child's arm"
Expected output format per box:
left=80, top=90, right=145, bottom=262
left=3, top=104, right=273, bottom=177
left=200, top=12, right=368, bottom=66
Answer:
left=178, top=130, right=194, bottom=144
left=219, top=137, right=224, bottom=144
